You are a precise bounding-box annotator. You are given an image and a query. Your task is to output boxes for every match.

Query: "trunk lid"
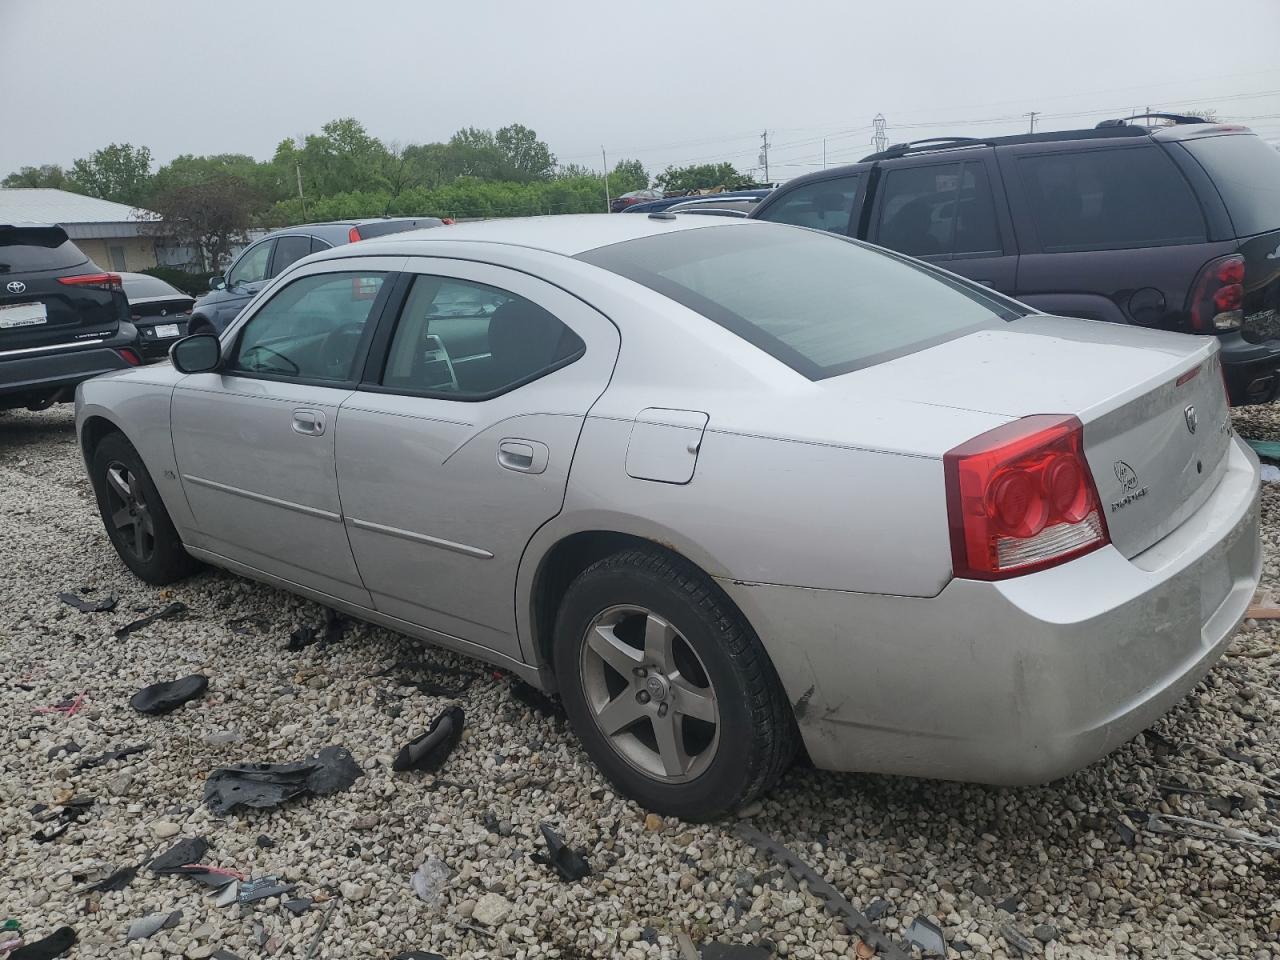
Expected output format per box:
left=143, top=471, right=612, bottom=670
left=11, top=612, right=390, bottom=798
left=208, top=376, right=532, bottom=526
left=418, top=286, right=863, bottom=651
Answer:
left=1236, top=227, right=1280, bottom=342
left=849, top=315, right=1231, bottom=558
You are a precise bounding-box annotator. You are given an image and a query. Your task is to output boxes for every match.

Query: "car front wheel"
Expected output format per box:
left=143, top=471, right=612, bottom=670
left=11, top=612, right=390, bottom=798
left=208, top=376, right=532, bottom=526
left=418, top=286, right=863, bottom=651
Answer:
left=553, top=547, right=797, bottom=821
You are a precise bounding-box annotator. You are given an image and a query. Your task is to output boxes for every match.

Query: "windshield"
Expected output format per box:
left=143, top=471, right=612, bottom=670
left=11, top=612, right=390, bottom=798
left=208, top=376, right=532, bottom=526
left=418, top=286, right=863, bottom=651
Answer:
left=0, top=226, right=87, bottom=273
left=578, top=223, right=1025, bottom=379
left=1180, top=133, right=1280, bottom=238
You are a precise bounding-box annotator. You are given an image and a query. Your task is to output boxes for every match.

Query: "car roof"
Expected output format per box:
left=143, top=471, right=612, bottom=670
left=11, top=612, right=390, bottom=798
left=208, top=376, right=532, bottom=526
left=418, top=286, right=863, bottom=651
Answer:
left=347, top=213, right=734, bottom=257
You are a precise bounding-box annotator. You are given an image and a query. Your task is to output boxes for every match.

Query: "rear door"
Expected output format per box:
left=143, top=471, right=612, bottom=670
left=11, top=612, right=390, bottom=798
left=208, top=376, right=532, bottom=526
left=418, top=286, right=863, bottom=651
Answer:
left=865, top=149, right=1018, bottom=293
left=0, top=226, right=126, bottom=352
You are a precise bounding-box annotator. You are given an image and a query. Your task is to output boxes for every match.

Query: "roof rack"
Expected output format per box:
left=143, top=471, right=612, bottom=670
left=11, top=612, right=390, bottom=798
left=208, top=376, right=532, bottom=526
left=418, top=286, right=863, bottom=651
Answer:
left=1096, top=112, right=1209, bottom=128
left=866, top=137, right=995, bottom=161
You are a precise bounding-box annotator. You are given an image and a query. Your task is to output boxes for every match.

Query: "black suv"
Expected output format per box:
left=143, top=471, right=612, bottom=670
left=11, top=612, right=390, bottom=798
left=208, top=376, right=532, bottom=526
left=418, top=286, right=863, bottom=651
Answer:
left=1, top=224, right=140, bottom=411
left=749, top=116, right=1280, bottom=404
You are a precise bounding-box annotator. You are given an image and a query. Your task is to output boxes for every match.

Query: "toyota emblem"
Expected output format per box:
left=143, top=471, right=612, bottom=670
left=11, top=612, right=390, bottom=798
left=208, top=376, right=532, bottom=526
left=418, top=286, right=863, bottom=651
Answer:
left=5, top=280, right=26, bottom=294
left=1184, top=405, right=1198, bottom=434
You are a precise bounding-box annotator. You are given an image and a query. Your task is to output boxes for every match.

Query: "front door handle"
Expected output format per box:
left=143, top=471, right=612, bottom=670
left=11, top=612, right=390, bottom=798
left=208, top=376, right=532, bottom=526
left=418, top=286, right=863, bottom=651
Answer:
left=498, top=438, right=549, bottom=474
left=292, top=408, right=326, bottom=436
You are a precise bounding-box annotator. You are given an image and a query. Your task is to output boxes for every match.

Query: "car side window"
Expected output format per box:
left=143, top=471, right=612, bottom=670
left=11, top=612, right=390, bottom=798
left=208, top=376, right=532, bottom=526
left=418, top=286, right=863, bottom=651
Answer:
left=228, top=271, right=387, bottom=383
left=270, top=235, right=313, bottom=277
left=757, top=176, right=859, bottom=233
left=227, top=240, right=274, bottom=288
left=1018, top=146, right=1207, bottom=252
left=877, top=161, right=1001, bottom=259
left=378, top=275, right=584, bottom=399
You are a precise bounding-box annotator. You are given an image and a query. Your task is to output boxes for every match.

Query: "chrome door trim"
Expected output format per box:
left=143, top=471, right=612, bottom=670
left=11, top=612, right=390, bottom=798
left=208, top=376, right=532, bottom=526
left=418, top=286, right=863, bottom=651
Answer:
left=346, top=516, right=494, bottom=559
left=181, top=474, right=343, bottom=522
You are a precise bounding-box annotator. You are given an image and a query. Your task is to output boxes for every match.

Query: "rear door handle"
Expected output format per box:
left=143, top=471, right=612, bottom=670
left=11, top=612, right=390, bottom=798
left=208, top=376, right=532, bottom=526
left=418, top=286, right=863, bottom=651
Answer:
left=292, top=408, right=326, bottom=436
left=498, top=438, right=549, bottom=474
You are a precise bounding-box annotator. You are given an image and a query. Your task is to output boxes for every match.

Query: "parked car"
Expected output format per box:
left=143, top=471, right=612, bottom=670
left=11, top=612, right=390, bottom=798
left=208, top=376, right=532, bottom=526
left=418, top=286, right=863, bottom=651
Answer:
left=663, top=196, right=759, bottom=217
left=190, top=217, right=445, bottom=335
left=1, top=223, right=139, bottom=411
left=610, top=189, right=664, bottom=213
left=77, top=215, right=1260, bottom=819
left=750, top=117, right=1280, bottom=405
left=119, top=272, right=195, bottom=360
left=623, top=189, right=772, bottom=214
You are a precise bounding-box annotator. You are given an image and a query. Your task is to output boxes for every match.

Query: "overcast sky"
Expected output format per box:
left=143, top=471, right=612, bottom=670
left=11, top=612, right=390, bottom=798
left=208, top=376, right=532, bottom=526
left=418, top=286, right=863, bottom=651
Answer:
left=3, top=0, right=1279, bottom=182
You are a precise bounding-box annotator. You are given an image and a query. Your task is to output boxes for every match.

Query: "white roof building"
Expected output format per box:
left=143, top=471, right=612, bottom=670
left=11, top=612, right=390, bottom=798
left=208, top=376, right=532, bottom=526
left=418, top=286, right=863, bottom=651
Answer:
left=0, top=188, right=161, bottom=271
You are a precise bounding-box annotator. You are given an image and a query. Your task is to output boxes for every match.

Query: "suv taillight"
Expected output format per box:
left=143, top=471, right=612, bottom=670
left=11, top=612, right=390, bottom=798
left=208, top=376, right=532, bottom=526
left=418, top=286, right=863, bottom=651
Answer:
left=1189, top=255, right=1245, bottom=333
left=58, top=272, right=122, bottom=291
left=348, top=226, right=362, bottom=243
left=944, top=415, right=1109, bottom=580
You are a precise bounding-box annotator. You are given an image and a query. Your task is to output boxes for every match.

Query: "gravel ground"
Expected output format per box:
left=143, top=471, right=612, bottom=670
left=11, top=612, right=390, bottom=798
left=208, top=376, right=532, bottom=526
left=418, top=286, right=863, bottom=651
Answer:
left=2, top=405, right=1280, bottom=960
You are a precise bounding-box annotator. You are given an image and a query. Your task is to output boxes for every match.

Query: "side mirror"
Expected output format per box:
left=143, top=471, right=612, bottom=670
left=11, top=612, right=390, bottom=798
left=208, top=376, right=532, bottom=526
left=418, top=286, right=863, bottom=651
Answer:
left=209, top=275, right=226, bottom=291
left=170, top=334, right=221, bottom=374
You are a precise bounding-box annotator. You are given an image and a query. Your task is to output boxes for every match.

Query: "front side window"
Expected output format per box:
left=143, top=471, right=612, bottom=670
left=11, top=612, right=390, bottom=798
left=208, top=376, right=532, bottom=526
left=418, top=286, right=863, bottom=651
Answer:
left=229, top=271, right=386, bottom=382
left=579, top=224, right=1023, bottom=380
left=379, top=276, right=584, bottom=398
left=877, top=161, right=1001, bottom=258
left=1018, top=146, right=1206, bottom=252
left=227, top=240, right=273, bottom=288
left=757, top=176, right=859, bottom=234
left=271, top=235, right=313, bottom=277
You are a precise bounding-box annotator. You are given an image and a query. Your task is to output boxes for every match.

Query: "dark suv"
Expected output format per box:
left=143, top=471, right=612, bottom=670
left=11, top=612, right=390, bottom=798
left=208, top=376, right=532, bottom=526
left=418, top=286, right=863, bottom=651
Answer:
left=191, top=217, right=444, bottom=335
left=0, top=224, right=139, bottom=411
left=749, top=117, right=1280, bottom=404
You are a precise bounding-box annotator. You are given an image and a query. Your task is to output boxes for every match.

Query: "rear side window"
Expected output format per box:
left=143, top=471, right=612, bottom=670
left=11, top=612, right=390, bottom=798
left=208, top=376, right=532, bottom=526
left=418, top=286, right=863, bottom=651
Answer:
left=1018, top=146, right=1206, bottom=252
left=0, top=227, right=88, bottom=273
left=1179, top=134, right=1280, bottom=238
left=876, top=162, right=1001, bottom=258
left=579, top=224, right=1022, bottom=380
left=271, top=235, right=313, bottom=276
left=756, top=176, right=859, bottom=233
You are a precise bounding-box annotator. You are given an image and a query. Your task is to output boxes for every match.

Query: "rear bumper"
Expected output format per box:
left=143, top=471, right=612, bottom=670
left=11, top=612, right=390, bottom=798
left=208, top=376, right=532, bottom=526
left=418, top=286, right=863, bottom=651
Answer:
left=719, top=436, right=1261, bottom=785
left=1219, top=333, right=1280, bottom=405
left=136, top=320, right=188, bottom=359
left=0, top=324, right=138, bottom=403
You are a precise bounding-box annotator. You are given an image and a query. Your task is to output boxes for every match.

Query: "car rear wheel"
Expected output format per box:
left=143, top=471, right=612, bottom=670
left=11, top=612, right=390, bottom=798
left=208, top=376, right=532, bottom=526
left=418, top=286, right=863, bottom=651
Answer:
left=553, top=547, right=797, bottom=820
left=91, top=432, right=201, bottom=585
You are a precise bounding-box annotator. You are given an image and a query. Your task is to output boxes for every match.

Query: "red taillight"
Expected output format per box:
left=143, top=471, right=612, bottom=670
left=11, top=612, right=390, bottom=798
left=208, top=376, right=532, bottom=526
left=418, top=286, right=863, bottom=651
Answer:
left=58, top=272, right=122, bottom=290
left=1189, top=254, right=1245, bottom=333
left=117, top=348, right=141, bottom=366
left=348, top=226, right=362, bottom=243
left=944, top=415, right=1109, bottom=580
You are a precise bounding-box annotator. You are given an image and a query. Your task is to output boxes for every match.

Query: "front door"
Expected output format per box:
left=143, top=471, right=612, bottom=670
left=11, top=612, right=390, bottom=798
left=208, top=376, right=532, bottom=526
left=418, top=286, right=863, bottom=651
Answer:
left=172, top=261, right=400, bottom=605
left=335, top=260, right=620, bottom=661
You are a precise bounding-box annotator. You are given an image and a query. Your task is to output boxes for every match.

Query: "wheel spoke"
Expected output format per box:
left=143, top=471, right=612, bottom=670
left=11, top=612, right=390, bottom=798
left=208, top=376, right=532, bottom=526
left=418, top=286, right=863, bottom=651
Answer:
left=127, top=472, right=144, bottom=504
left=643, top=614, right=677, bottom=673
left=111, top=506, right=133, bottom=531
left=136, top=507, right=154, bottom=538
left=596, top=692, right=648, bottom=736
left=653, top=710, right=690, bottom=777
left=587, top=624, right=642, bottom=677
left=106, top=467, right=131, bottom=500
left=671, top=677, right=716, bottom=724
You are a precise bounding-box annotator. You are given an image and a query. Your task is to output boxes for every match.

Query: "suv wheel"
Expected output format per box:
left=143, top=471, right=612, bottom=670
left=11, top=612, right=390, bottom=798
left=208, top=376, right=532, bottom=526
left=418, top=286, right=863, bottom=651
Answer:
left=553, top=548, right=797, bottom=820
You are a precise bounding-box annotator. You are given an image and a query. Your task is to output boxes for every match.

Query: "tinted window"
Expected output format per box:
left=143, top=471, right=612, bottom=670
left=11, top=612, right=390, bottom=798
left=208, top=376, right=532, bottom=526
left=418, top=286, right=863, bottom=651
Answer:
left=227, top=240, right=273, bottom=287
left=121, top=275, right=183, bottom=299
left=757, top=176, right=858, bottom=233
left=1018, top=147, right=1206, bottom=252
left=271, top=235, right=313, bottom=276
left=380, top=276, right=584, bottom=398
left=229, top=271, right=386, bottom=382
left=579, top=224, right=1022, bottom=380
left=357, top=218, right=441, bottom=238
left=0, top=227, right=87, bottom=273
left=877, top=162, right=1001, bottom=258
left=1180, top=134, right=1280, bottom=238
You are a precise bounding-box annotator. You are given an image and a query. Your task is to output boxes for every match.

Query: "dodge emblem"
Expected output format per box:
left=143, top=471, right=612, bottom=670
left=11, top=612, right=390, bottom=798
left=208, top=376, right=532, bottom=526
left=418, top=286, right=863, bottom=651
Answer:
left=5, top=280, right=26, bottom=294
left=1184, top=405, right=1198, bottom=434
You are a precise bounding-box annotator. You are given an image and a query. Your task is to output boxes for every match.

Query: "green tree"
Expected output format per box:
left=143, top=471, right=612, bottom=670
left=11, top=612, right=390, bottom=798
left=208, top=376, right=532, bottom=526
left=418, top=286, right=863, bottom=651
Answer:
left=69, top=143, right=154, bottom=205
left=655, top=162, right=753, bottom=193
left=494, top=124, right=555, bottom=181
left=274, top=119, right=393, bottom=201
left=609, top=158, right=649, bottom=193
left=147, top=174, right=262, bottom=271
left=150, top=153, right=286, bottom=206
left=2, top=164, right=70, bottom=189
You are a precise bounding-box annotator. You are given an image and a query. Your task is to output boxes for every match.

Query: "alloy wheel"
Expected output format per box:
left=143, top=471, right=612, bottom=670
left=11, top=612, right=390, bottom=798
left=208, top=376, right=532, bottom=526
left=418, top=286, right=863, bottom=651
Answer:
left=579, top=604, right=720, bottom=783
left=104, top=461, right=156, bottom=563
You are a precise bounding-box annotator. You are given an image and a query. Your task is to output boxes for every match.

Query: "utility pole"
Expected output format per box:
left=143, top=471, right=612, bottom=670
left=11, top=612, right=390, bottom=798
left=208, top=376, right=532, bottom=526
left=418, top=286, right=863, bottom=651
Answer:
left=601, top=146, right=611, bottom=213
left=758, top=130, right=770, bottom=184
left=295, top=161, right=308, bottom=221
left=822, top=138, right=827, bottom=169
left=1026, top=111, right=1040, bottom=133
left=872, top=114, right=887, bottom=154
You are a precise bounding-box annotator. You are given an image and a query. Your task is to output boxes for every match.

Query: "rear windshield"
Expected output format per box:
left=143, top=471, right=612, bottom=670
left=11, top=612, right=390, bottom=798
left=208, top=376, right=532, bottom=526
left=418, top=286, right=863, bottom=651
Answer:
left=578, top=223, right=1024, bottom=380
left=122, top=274, right=184, bottom=299
left=357, top=219, right=439, bottom=238
left=1180, top=134, right=1280, bottom=238
left=0, top=226, right=87, bottom=273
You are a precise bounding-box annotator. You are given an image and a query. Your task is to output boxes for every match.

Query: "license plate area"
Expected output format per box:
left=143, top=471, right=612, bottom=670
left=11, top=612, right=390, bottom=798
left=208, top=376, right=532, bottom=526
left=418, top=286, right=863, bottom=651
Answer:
left=0, top=301, right=48, bottom=328
left=155, top=323, right=180, bottom=338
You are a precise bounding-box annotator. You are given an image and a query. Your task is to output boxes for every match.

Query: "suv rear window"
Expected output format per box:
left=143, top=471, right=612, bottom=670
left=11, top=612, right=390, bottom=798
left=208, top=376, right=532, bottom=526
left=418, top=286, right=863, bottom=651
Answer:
left=0, top=226, right=89, bottom=273
left=1179, top=133, right=1280, bottom=238
left=578, top=223, right=1023, bottom=380
left=1018, top=146, right=1206, bottom=252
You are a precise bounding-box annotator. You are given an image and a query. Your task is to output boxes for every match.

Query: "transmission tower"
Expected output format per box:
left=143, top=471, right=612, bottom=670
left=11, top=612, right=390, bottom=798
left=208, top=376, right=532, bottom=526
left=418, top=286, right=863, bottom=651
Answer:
left=872, top=114, right=887, bottom=154
left=758, top=130, right=771, bottom=183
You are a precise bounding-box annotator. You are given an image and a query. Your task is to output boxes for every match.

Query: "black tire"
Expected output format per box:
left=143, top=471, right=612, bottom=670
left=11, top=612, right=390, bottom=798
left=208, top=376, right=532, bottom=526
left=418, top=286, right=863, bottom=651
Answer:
left=90, top=432, right=201, bottom=585
left=553, top=547, right=797, bottom=821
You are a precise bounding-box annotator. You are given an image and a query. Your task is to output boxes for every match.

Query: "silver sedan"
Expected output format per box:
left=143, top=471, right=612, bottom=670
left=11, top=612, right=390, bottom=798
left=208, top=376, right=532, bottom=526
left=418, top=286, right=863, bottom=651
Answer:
left=75, top=215, right=1261, bottom=820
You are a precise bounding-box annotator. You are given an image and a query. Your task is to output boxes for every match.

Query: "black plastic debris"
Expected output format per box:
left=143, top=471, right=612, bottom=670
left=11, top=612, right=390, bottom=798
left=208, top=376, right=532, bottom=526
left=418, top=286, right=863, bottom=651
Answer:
left=996, top=896, right=1019, bottom=914
left=905, top=917, right=948, bottom=957
left=700, top=946, right=771, bottom=959
left=256, top=835, right=275, bottom=849
left=130, top=674, right=208, bottom=714
left=1142, top=727, right=1177, bottom=758
left=534, top=823, right=591, bottom=881
left=75, top=743, right=151, bottom=771
left=115, top=602, right=188, bottom=638
left=212, top=951, right=245, bottom=960
left=864, top=899, right=891, bottom=921
left=204, top=745, right=362, bottom=814
left=288, top=609, right=347, bottom=652
left=373, top=658, right=477, bottom=698
left=394, top=706, right=464, bottom=773
left=510, top=679, right=563, bottom=716
left=8, top=926, right=76, bottom=960
left=31, top=797, right=93, bottom=843
left=1001, top=925, right=1039, bottom=956
left=168, top=866, right=242, bottom=890
left=83, top=865, right=137, bottom=893
left=149, top=836, right=210, bottom=873
left=126, top=911, right=181, bottom=942
left=282, top=898, right=311, bottom=916
left=45, top=742, right=80, bottom=761
left=57, top=591, right=117, bottom=613
left=286, top=625, right=319, bottom=652
left=227, top=614, right=271, bottom=636
left=238, top=875, right=295, bottom=904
